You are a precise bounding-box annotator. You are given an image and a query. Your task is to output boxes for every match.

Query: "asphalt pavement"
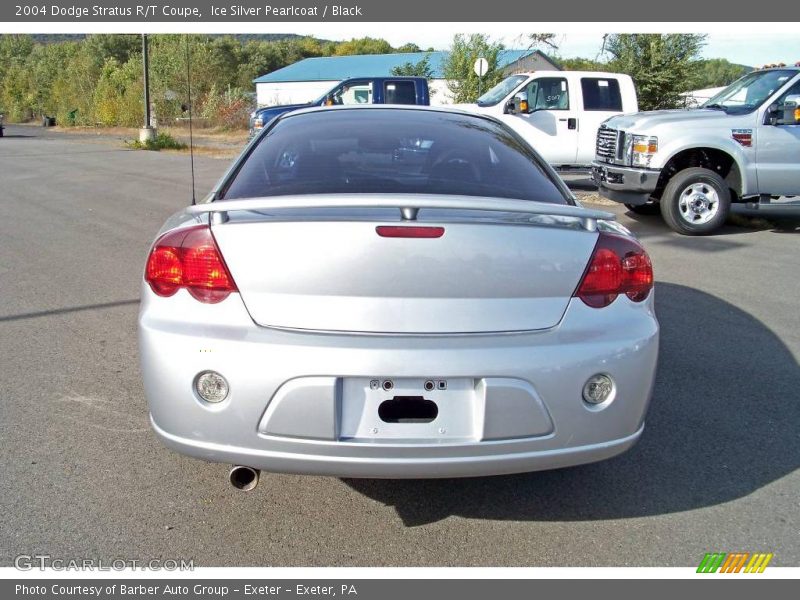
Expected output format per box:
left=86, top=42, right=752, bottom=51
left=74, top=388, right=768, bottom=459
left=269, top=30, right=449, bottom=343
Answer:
left=0, top=124, right=797, bottom=567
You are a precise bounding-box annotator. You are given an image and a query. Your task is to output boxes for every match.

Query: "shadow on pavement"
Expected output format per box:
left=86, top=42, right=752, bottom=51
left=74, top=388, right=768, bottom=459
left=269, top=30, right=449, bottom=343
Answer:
left=0, top=299, right=139, bottom=323
left=621, top=205, right=800, bottom=237
left=344, top=282, right=800, bottom=526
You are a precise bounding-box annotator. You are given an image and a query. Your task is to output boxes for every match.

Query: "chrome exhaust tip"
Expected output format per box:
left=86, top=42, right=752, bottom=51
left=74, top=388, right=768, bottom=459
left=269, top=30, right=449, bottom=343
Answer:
left=228, top=465, right=260, bottom=492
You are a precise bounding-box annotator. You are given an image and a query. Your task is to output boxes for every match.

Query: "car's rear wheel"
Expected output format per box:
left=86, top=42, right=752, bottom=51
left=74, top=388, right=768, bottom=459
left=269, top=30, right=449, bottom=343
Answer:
left=660, top=167, right=731, bottom=235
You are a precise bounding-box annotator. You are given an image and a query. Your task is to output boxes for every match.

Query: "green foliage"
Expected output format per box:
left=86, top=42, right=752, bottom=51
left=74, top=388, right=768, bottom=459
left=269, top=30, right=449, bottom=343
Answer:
left=558, top=57, right=607, bottom=72
left=127, top=131, right=187, bottom=151
left=443, top=34, right=506, bottom=103
left=0, top=34, right=411, bottom=128
left=391, top=55, right=434, bottom=78
left=694, top=58, right=750, bottom=89
left=333, top=37, right=393, bottom=56
left=396, top=43, right=422, bottom=53
left=94, top=56, right=144, bottom=126
left=605, top=34, right=707, bottom=110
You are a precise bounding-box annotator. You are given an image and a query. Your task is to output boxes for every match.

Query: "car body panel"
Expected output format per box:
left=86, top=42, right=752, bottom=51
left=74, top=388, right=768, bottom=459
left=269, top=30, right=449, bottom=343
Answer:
left=211, top=214, right=599, bottom=333
left=140, top=287, right=658, bottom=478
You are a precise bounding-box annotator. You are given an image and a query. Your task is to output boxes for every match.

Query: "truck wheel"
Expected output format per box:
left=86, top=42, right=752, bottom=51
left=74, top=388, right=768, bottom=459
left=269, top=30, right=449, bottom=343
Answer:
left=625, top=202, right=659, bottom=215
left=660, top=167, right=730, bottom=235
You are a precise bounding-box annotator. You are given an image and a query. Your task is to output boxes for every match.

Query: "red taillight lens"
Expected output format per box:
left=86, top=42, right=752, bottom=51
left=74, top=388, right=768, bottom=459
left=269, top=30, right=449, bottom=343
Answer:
left=376, top=225, right=445, bottom=238
left=575, top=232, right=653, bottom=308
left=145, top=225, right=237, bottom=303
left=145, top=247, right=182, bottom=296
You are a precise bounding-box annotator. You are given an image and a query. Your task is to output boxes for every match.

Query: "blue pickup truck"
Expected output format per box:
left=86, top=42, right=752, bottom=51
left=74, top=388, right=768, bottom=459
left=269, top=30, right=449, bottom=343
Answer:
left=249, top=76, right=430, bottom=138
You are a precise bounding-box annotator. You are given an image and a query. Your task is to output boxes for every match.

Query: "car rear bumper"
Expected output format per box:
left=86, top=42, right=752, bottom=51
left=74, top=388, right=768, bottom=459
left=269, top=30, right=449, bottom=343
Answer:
left=139, top=287, right=659, bottom=478
left=151, top=417, right=644, bottom=478
left=592, top=162, right=661, bottom=205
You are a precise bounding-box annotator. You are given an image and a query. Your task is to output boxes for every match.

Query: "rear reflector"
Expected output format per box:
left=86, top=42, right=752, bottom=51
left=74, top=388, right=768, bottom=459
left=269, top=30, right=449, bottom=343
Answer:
left=145, top=225, right=237, bottom=303
left=376, top=226, right=445, bottom=238
left=575, top=232, right=653, bottom=308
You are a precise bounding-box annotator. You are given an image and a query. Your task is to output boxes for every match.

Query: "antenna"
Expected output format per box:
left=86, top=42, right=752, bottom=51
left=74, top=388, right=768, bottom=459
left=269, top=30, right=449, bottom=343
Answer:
left=185, top=34, right=196, bottom=204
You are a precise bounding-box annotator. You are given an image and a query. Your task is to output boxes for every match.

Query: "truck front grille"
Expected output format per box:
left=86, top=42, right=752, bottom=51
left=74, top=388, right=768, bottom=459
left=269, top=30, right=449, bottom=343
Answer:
left=596, top=126, right=619, bottom=161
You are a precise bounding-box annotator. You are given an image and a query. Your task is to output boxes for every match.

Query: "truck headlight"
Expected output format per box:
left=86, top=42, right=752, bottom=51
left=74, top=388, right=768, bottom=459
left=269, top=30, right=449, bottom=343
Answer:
left=630, top=135, right=658, bottom=167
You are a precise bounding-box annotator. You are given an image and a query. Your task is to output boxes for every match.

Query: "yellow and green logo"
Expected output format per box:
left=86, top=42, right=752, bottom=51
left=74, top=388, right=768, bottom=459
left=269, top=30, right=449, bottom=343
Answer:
left=697, top=552, right=773, bottom=573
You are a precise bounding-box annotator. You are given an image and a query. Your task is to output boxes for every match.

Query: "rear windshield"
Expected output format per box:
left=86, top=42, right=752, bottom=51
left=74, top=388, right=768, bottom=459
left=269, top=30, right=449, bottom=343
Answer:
left=222, top=109, right=569, bottom=204
left=581, top=77, right=623, bottom=111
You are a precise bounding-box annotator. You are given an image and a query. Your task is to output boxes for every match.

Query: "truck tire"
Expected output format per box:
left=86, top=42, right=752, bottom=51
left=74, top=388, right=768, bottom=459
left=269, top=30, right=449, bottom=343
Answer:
left=625, top=202, right=659, bottom=215
left=660, top=167, right=731, bottom=235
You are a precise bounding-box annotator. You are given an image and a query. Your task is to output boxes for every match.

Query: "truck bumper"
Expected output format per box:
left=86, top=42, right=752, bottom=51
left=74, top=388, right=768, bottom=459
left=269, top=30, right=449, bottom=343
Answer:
left=592, top=163, right=661, bottom=206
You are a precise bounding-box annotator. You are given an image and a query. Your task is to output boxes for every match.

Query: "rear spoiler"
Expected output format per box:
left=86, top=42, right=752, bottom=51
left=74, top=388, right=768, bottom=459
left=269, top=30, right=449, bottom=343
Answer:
left=187, top=194, right=614, bottom=231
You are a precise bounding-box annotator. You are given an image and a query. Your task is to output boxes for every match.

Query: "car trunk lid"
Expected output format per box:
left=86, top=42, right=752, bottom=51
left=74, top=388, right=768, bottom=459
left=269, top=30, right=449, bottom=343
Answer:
left=210, top=203, right=600, bottom=334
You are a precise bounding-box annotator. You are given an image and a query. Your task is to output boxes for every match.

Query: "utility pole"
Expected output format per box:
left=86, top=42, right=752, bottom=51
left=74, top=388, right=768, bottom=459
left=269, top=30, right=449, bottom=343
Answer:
left=139, top=33, right=156, bottom=143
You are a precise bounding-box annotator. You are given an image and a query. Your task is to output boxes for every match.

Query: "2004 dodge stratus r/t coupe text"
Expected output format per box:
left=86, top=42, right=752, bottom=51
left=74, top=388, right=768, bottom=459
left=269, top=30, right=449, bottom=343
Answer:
left=138, top=106, right=658, bottom=489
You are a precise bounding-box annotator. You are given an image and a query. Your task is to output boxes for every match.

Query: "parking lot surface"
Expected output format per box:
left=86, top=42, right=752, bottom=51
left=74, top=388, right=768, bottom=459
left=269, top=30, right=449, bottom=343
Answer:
left=1, top=125, right=798, bottom=566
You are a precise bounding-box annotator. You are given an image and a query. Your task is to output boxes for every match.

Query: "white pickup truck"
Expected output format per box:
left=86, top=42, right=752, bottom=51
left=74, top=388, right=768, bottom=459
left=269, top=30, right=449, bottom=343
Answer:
left=454, top=71, right=638, bottom=168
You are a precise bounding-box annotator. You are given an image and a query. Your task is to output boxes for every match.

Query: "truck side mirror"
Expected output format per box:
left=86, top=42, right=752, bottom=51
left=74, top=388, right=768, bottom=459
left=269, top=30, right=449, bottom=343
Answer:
left=513, top=92, right=529, bottom=115
left=777, top=94, right=800, bottom=125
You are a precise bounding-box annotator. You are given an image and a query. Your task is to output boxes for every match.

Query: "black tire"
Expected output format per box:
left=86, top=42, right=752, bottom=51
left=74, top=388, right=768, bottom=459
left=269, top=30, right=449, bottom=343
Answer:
left=625, top=202, right=660, bottom=215
left=660, top=167, right=731, bottom=235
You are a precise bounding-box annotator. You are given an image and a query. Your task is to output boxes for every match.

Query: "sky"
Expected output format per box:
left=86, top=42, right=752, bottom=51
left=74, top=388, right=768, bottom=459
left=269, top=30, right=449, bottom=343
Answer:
left=286, top=25, right=800, bottom=67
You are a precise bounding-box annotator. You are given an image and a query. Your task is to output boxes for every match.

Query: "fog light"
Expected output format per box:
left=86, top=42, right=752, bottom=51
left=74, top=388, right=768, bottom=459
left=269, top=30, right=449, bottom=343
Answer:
left=583, top=374, right=614, bottom=405
left=195, top=371, right=229, bottom=403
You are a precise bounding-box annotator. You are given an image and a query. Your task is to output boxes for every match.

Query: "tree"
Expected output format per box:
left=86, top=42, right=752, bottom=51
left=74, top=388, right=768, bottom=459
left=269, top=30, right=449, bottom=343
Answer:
left=442, top=34, right=505, bottom=103
left=396, top=43, right=421, bottom=53
left=694, top=58, right=750, bottom=89
left=333, top=37, right=393, bottom=56
left=3, top=34, right=524, bottom=127
left=605, top=34, right=707, bottom=110
left=526, top=33, right=558, bottom=51
left=558, top=57, right=606, bottom=72
left=391, top=54, right=433, bottom=78
left=83, top=34, right=140, bottom=66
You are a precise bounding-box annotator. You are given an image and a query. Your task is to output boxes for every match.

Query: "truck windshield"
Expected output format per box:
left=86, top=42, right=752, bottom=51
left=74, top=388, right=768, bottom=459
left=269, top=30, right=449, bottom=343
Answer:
left=476, top=75, right=528, bottom=107
left=702, top=69, right=797, bottom=114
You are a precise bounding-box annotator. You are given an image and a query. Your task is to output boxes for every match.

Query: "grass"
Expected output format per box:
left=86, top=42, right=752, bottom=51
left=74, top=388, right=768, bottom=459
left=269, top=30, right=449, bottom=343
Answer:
left=126, top=131, right=187, bottom=151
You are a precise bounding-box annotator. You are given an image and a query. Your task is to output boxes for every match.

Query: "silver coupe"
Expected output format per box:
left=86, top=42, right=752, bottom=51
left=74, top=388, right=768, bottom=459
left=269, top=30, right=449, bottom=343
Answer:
left=139, top=106, right=658, bottom=490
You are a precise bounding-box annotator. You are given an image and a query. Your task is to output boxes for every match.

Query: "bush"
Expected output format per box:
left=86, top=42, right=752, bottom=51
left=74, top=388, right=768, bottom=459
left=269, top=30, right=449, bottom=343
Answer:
left=126, top=131, right=187, bottom=151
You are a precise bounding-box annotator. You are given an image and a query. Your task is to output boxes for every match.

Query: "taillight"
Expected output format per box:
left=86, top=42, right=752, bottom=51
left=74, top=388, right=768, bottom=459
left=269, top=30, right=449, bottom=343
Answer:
left=145, top=225, right=237, bottom=303
left=575, top=232, right=653, bottom=308
left=376, top=225, right=445, bottom=238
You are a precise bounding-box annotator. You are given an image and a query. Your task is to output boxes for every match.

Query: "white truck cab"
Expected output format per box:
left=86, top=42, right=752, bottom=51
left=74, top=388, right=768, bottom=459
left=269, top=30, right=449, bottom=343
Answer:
left=454, top=71, right=638, bottom=167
